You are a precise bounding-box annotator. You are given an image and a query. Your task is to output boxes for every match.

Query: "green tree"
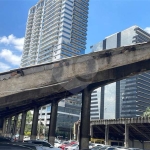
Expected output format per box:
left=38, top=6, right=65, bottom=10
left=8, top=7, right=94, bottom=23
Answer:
left=37, top=122, right=47, bottom=137
left=16, top=111, right=47, bottom=137
left=143, top=107, right=150, bottom=117
left=26, top=111, right=33, bottom=124
left=24, top=111, right=33, bottom=136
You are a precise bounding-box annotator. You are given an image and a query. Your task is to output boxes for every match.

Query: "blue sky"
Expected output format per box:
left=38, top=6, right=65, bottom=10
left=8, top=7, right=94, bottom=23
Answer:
left=0, top=0, right=150, bottom=72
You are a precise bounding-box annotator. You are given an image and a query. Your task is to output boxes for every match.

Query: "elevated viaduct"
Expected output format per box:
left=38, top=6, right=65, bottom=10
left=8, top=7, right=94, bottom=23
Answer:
left=75, top=117, right=150, bottom=149
left=0, top=42, right=150, bottom=149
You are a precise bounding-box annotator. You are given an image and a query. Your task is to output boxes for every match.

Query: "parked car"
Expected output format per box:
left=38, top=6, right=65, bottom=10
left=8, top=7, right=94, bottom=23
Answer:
left=11, top=134, right=19, bottom=142
left=65, top=144, right=79, bottom=150
left=0, top=143, right=33, bottom=150
left=115, top=148, right=128, bottom=150
left=0, top=136, right=11, bottom=143
left=24, top=140, right=54, bottom=148
left=69, top=140, right=77, bottom=145
left=59, top=141, right=70, bottom=150
left=16, top=142, right=61, bottom=150
left=54, top=140, right=62, bottom=148
left=99, top=145, right=111, bottom=150
left=91, top=145, right=104, bottom=150
left=105, top=147, right=118, bottom=150
left=94, top=143, right=105, bottom=147
left=128, top=148, right=143, bottom=150
left=89, top=143, right=95, bottom=149
left=24, top=136, right=30, bottom=141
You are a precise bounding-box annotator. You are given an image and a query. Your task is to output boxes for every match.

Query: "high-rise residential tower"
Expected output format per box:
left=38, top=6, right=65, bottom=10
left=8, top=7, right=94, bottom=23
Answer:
left=21, top=0, right=89, bottom=67
left=90, top=25, right=150, bottom=119
left=21, top=0, right=89, bottom=136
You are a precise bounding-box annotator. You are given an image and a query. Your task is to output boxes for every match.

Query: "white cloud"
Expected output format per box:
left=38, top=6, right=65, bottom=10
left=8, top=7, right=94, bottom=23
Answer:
left=0, top=49, right=21, bottom=66
left=0, top=34, right=24, bottom=51
left=0, top=62, right=11, bottom=72
left=144, top=27, right=150, bottom=34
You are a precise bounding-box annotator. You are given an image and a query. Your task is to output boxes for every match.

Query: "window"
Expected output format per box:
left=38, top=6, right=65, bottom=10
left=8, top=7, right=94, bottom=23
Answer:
left=42, top=106, right=46, bottom=110
left=47, top=106, right=51, bottom=111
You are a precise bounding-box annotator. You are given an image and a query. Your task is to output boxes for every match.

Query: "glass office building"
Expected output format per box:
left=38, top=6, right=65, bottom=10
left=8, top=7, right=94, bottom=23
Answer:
left=90, top=88, right=101, bottom=120
left=21, top=0, right=89, bottom=136
left=91, top=25, right=150, bottom=119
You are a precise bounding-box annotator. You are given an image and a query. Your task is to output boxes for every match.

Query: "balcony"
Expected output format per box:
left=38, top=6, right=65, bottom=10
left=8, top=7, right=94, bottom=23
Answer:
left=45, top=1, right=61, bottom=14
left=41, top=34, right=58, bottom=46
left=36, top=16, right=42, bottom=22
left=42, top=30, right=58, bottom=41
left=27, top=23, right=33, bottom=28
left=35, top=12, right=42, bottom=18
left=43, top=15, right=60, bottom=28
left=45, top=4, right=61, bottom=19
left=42, top=23, right=59, bottom=34
left=32, top=37, right=39, bottom=43
left=39, top=50, right=53, bottom=58
left=40, top=38, right=58, bottom=50
left=25, top=37, right=31, bottom=42
left=22, top=57, right=29, bottom=63
left=44, top=8, right=61, bottom=22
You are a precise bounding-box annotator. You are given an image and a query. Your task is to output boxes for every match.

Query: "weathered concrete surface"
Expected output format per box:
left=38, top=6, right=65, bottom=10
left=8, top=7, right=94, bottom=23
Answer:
left=0, top=42, right=150, bottom=116
left=48, top=102, right=58, bottom=145
left=79, top=87, right=91, bottom=149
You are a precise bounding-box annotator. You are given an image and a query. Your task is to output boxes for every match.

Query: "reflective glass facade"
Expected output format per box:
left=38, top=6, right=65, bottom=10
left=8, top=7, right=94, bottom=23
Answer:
left=90, top=88, right=101, bottom=120
left=91, top=25, right=150, bottom=118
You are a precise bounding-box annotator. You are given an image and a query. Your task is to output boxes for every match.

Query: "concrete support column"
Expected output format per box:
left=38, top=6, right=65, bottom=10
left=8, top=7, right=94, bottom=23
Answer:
left=31, top=107, right=39, bottom=140
left=48, top=102, right=58, bottom=146
left=77, top=124, right=80, bottom=142
left=7, top=117, right=12, bottom=137
left=142, top=141, right=144, bottom=149
left=0, top=118, right=4, bottom=136
left=13, top=115, right=18, bottom=136
left=19, top=112, right=27, bottom=141
left=2, top=118, right=7, bottom=136
left=79, top=87, right=91, bottom=150
left=90, top=125, right=93, bottom=139
left=105, top=125, right=109, bottom=145
left=124, top=124, right=129, bottom=148
left=132, top=140, right=134, bottom=148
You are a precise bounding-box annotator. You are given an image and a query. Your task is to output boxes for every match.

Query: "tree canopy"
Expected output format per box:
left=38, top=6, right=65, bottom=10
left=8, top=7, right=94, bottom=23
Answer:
left=143, top=107, right=150, bottom=117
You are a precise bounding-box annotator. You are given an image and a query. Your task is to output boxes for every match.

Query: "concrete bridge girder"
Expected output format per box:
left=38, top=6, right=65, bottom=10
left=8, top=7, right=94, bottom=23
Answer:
left=0, top=42, right=150, bottom=149
left=0, top=42, right=150, bottom=116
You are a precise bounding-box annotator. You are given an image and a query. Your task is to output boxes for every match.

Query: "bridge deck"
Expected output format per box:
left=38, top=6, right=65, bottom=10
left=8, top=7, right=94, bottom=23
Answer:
left=0, top=42, right=150, bottom=116
left=91, top=117, right=150, bottom=142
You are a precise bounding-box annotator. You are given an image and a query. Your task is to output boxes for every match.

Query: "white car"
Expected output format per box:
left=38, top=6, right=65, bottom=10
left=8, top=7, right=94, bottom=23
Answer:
left=65, top=144, right=79, bottom=150
left=66, top=143, right=94, bottom=150
left=24, top=136, right=30, bottom=141
left=43, top=147, right=61, bottom=150
left=15, top=143, right=61, bottom=150
left=54, top=140, right=62, bottom=148
left=24, top=140, right=61, bottom=150
left=94, top=143, right=104, bottom=147
left=89, top=143, right=95, bottom=149
left=128, top=148, right=143, bottom=150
